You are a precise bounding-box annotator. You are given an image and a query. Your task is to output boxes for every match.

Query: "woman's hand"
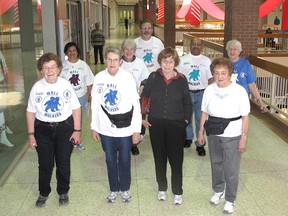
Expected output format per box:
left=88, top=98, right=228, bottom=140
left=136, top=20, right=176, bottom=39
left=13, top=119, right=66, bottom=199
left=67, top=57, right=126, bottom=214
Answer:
left=142, top=120, right=151, bottom=128
left=132, top=132, right=140, bottom=144
left=70, top=131, right=81, bottom=144
left=239, top=135, right=247, bottom=152
left=27, top=135, right=37, bottom=149
left=91, top=130, right=100, bottom=141
left=197, top=130, right=205, bottom=146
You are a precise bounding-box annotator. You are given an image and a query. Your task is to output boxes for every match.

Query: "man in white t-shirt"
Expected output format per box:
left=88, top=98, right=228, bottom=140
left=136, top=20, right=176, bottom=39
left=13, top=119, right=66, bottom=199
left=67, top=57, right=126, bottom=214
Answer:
left=134, top=20, right=164, bottom=146
left=177, top=38, right=213, bottom=156
left=134, top=20, right=164, bottom=73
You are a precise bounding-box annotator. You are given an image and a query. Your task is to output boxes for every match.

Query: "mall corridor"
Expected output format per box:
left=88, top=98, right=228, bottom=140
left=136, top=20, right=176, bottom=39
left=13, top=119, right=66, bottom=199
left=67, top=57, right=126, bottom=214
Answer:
left=0, top=24, right=288, bottom=216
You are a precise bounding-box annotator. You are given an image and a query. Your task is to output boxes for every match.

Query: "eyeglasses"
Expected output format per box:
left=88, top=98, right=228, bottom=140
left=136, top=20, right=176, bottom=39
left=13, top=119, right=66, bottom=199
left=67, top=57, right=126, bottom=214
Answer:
left=161, top=60, right=175, bottom=65
left=42, top=65, right=58, bottom=72
left=141, top=27, right=152, bottom=30
left=106, top=58, right=120, bottom=64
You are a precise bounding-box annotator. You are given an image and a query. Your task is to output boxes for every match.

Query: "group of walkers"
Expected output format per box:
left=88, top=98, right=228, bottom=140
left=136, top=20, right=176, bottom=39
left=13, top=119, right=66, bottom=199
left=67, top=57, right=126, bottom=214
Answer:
left=26, top=19, right=267, bottom=214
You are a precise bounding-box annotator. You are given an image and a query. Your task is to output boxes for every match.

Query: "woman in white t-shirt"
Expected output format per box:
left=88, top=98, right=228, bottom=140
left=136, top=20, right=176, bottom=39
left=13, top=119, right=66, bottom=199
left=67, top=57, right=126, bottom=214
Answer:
left=60, top=42, right=94, bottom=150
left=26, top=53, right=81, bottom=208
left=198, top=57, right=250, bottom=214
left=121, top=39, right=149, bottom=155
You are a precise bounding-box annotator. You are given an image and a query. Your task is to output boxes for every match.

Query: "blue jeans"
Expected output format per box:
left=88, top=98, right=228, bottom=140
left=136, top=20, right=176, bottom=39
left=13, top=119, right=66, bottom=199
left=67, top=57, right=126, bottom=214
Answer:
left=78, top=95, right=87, bottom=125
left=34, top=116, right=74, bottom=197
left=186, top=90, right=205, bottom=147
left=100, top=134, right=132, bottom=192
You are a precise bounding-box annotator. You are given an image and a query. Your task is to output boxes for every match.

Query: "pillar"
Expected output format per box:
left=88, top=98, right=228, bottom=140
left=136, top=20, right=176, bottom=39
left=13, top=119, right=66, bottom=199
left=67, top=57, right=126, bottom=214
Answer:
left=18, top=0, right=37, bottom=103
left=142, top=0, right=147, bottom=21
left=149, top=0, right=156, bottom=23
left=164, top=0, right=175, bottom=48
left=224, top=0, right=259, bottom=57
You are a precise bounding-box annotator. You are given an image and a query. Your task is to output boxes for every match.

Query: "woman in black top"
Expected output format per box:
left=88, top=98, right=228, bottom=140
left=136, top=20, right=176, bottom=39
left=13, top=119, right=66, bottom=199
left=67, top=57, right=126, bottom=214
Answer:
left=141, top=47, right=192, bottom=205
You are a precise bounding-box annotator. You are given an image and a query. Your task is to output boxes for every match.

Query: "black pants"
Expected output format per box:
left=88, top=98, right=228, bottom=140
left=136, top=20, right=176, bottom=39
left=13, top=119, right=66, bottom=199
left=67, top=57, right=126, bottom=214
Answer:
left=34, top=116, right=74, bottom=197
left=93, top=45, right=104, bottom=64
left=148, top=116, right=186, bottom=195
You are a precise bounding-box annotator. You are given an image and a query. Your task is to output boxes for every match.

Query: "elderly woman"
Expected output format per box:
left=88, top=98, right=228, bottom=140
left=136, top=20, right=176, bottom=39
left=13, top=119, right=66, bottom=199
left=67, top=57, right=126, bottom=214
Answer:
left=141, top=47, right=192, bottom=205
left=60, top=42, right=94, bottom=150
left=91, top=47, right=142, bottom=203
left=120, top=39, right=150, bottom=155
left=26, top=53, right=81, bottom=207
left=198, top=58, right=250, bottom=214
left=226, top=39, right=268, bottom=113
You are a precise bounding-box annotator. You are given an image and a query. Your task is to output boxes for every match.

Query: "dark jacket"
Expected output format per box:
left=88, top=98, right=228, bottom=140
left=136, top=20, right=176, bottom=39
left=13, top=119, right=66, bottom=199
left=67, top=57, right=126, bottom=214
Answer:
left=142, top=69, right=192, bottom=122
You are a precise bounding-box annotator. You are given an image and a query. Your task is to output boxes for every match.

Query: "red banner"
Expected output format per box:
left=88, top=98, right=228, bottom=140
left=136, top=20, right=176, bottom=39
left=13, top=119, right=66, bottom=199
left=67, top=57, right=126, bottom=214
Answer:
left=282, top=0, right=288, bottom=30
left=0, top=0, right=17, bottom=16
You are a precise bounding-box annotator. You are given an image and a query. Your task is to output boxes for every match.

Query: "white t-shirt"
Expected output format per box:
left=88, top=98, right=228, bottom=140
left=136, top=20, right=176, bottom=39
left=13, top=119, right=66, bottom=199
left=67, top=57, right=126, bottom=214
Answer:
left=27, top=77, right=81, bottom=122
left=121, top=57, right=149, bottom=88
left=178, top=53, right=213, bottom=90
left=134, top=36, right=164, bottom=73
left=201, top=82, right=250, bottom=137
left=60, top=59, right=94, bottom=98
left=91, top=67, right=142, bottom=137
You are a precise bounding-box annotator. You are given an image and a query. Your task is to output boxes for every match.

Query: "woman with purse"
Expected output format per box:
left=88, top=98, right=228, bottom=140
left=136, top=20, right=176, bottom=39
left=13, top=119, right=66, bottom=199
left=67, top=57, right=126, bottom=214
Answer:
left=141, top=47, right=192, bottom=205
left=90, top=47, right=142, bottom=203
left=198, top=57, right=250, bottom=214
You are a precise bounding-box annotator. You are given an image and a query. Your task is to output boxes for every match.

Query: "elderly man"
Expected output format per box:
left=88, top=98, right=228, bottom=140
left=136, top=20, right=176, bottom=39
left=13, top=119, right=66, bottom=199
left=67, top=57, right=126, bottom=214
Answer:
left=177, top=38, right=213, bottom=156
left=134, top=20, right=164, bottom=145
left=134, top=20, right=164, bottom=73
left=91, top=22, right=105, bottom=65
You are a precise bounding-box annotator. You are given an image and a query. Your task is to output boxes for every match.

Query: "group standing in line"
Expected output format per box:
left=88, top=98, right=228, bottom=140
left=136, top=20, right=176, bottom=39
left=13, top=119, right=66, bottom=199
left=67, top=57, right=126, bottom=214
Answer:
left=25, top=20, right=268, bottom=214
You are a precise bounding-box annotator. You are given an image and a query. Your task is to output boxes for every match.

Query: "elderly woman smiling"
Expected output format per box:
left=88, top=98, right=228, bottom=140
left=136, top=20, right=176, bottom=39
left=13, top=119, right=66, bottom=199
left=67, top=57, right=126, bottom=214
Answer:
left=141, top=47, right=192, bottom=205
left=198, top=57, right=250, bottom=214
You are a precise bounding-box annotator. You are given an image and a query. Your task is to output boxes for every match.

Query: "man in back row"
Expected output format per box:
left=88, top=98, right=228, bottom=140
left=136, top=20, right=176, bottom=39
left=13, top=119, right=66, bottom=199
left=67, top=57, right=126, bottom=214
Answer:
left=133, top=20, right=164, bottom=155
left=177, top=38, right=213, bottom=156
left=91, top=22, right=105, bottom=65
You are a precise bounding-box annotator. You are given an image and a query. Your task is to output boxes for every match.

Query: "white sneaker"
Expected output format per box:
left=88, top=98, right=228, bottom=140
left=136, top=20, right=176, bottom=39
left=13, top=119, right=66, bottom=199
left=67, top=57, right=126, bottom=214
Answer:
left=137, top=134, right=145, bottom=144
left=173, top=195, right=183, bottom=205
left=5, top=126, right=13, bottom=134
left=210, top=191, right=225, bottom=205
left=157, top=191, right=166, bottom=201
left=223, top=201, right=235, bottom=214
left=119, top=190, right=131, bottom=202
left=107, top=191, right=118, bottom=203
left=75, top=143, right=85, bottom=150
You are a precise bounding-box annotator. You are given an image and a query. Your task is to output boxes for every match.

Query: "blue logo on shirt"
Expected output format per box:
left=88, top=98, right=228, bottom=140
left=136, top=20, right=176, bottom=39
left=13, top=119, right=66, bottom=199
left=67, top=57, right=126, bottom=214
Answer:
left=188, top=69, right=200, bottom=81
left=104, top=89, right=118, bottom=106
left=102, top=84, right=120, bottom=112
left=44, top=97, right=61, bottom=112
left=143, top=52, right=153, bottom=63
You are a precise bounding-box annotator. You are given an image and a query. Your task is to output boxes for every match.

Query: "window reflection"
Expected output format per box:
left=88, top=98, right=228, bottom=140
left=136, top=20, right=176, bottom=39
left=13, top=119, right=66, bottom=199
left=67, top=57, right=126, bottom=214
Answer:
left=0, top=1, right=42, bottom=183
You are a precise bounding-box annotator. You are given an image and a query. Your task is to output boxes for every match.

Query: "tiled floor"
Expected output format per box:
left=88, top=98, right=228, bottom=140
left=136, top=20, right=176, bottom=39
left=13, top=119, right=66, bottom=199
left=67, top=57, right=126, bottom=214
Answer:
left=1, top=24, right=288, bottom=216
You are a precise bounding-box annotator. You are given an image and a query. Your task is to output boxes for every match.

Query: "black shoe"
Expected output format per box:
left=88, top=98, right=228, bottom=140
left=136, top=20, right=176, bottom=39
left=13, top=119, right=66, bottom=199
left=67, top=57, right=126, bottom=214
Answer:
left=196, top=147, right=206, bottom=156
left=184, top=140, right=192, bottom=148
left=35, top=195, right=48, bottom=208
left=59, top=193, right=69, bottom=206
left=131, top=145, right=140, bottom=155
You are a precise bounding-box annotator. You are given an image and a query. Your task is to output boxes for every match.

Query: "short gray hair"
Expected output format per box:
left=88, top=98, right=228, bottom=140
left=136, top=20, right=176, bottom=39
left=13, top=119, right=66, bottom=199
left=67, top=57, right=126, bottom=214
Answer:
left=121, top=39, right=136, bottom=51
left=226, top=39, right=242, bottom=52
left=105, top=47, right=122, bottom=59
